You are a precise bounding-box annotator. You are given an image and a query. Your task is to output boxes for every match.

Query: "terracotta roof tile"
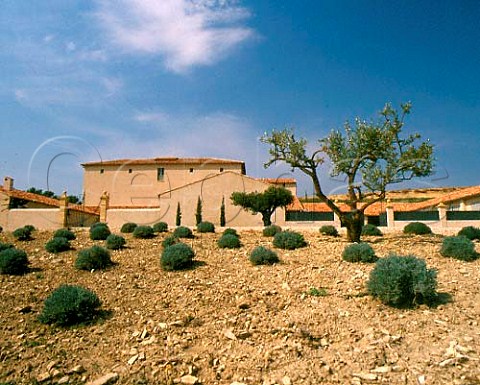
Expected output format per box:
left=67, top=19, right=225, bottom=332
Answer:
left=82, top=157, right=245, bottom=167
left=0, top=188, right=60, bottom=207
left=0, top=188, right=99, bottom=215
left=285, top=185, right=480, bottom=215
left=257, top=178, right=297, bottom=185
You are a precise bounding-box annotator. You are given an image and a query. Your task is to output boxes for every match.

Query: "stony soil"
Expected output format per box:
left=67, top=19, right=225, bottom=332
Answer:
left=1, top=228, right=479, bottom=385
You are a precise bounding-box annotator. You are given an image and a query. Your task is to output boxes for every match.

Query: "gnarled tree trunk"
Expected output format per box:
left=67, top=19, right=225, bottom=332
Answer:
left=341, top=211, right=364, bottom=243
left=261, top=212, right=272, bottom=226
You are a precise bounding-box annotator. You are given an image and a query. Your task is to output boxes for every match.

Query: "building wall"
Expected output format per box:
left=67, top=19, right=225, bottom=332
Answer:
left=136, top=172, right=286, bottom=228
left=83, top=162, right=243, bottom=207
left=1, top=209, right=61, bottom=231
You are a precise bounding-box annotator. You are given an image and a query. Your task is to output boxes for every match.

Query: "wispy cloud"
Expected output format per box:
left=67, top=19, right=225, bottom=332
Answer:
left=95, top=0, right=255, bottom=73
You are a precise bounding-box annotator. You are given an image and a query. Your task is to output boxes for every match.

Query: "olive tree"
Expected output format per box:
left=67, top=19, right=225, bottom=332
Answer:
left=261, top=102, right=434, bottom=242
left=231, top=186, right=294, bottom=226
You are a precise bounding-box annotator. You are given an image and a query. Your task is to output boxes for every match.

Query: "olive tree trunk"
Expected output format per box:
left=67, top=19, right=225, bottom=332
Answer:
left=341, top=211, right=364, bottom=243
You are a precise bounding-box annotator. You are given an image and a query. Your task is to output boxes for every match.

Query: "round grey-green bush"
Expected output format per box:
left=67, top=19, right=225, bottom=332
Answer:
left=45, top=237, right=71, bottom=253
left=0, top=248, right=29, bottom=275
left=223, top=228, right=239, bottom=238
left=105, top=234, right=126, bottom=250
left=38, top=285, right=102, bottom=326
left=75, top=246, right=113, bottom=270
left=403, top=222, right=432, bottom=235
left=161, top=243, right=195, bottom=271
left=263, top=225, right=282, bottom=237
left=0, top=242, right=14, bottom=252
left=53, top=228, right=76, bottom=240
left=457, top=226, right=480, bottom=241
left=173, top=226, right=194, bottom=239
left=89, top=224, right=111, bottom=240
left=273, top=231, right=307, bottom=250
left=361, top=224, right=382, bottom=236
left=133, top=225, right=155, bottom=239
left=197, top=221, right=215, bottom=233
left=153, top=221, right=168, bottom=233
left=342, top=242, right=378, bottom=263
left=367, top=254, right=437, bottom=307
left=440, top=236, right=478, bottom=261
left=249, top=246, right=279, bottom=265
left=319, top=225, right=338, bottom=237
left=120, top=222, right=138, bottom=233
left=12, top=227, right=33, bottom=241
left=218, top=234, right=241, bottom=249
left=162, top=235, right=180, bottom=248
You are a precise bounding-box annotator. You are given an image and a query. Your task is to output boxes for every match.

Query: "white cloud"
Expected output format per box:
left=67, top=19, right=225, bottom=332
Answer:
left=135, top=112, right=170, bottom=123
left=95, top=0, right=255, bottom=73
left=66, top=41, right=76, bottom=52
left=102, top=77, right=123, bottom=96
left=95, top=110, right=260, bottom=165
left=78, top=49, right=108, bottom=62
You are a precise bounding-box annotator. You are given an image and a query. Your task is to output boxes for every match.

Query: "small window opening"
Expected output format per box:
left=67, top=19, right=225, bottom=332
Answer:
left=128, top=169, right=132, bottom=173
left=100, top=169, right=104, bottom=174
left=157, top=167, right=165, bottom=181
left=189, top=168, right=194, bottom=173
left=220, top=167, right=224, bottom=172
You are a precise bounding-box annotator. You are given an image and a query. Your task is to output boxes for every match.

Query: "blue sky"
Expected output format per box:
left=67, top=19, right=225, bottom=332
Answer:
left=1, top=0, right=479, bottom=198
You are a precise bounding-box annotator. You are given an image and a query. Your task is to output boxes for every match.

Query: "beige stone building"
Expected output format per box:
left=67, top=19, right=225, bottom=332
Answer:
left=81, top=157, right=297, bottom=228
left=82, top=157, right=247, bottom=207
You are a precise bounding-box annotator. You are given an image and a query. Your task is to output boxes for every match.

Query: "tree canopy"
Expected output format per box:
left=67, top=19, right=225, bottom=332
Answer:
left=261, top=102, right=434, bottom=242
left=231, top=186, right=294, bottom=226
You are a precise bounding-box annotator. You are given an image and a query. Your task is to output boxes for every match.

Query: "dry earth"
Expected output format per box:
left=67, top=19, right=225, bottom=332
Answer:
left=1, top=228, right=480, bottom=385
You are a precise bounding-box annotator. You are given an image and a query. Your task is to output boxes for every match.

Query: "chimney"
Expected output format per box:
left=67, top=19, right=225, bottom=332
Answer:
left=3, top=176, right=13, bottom=191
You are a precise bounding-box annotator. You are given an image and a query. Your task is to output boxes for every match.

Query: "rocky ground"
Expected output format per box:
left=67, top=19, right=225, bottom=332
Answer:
left=1, top=228, right=479, bottom=385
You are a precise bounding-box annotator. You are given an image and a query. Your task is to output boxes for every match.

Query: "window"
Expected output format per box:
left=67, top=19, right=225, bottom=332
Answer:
left=157, top=167, right=165, bottom=181
left=128, top=169, right=132, bottom=174
left=449, top=202, right=460, bottom=211
left=100, top=169, right=104, bottom=174
left=220, top=167, right=224, bottom=172
left=189, top=168, right=194, bottom=173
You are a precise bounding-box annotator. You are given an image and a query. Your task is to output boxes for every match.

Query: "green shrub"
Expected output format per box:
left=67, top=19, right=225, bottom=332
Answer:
left=197, top=221, right=215, bottom=233
left=0, top=242, right=14, bottom=252
left=263, top=225, right=282, bottom=237
left=161, top=243, right=195, bottom=271
left=367, top=254, right=437, bottom=307
left=90, top=222, right=108, bottom=230
left=273, top=231, right=307, bottom=250
left=342, top=242, right=378, bottom=263
left=218, top=234, right=241, bottom=249
left=132, top=225, right=155, bottom=239
left=162, top=235, right=180, bottom=248
left=38, top=285, right=102, bottom=326
left=362, top=224, right=383, bottom=236
left=12, top=226, right=33, bottom=241
left=307, top=287, right=328, bottom=297
left=440, top=236, right=478, bottom=262
left=105, top=234, right=126, bottom=250
left=24, top=225, right=36, bottom=233
left=173, top=226, right=193, bottom=239
left=223, top=228, right=239, bottom=238
left=152, top=221, right=168, bottom=233
left=53, top=228, right=76, bottom=240
left=89, top=224, right=111, bottom=240
left=75, top=246, right=113, bottom=271
left=0, top=248, right=29, bottom=275
left=319, top=225, right=338, bottom=237
left=403, top=222, right=432, bottom=235
left=120, top=222, right=137, bottom=233
left=457, top=226, right=480, bottom=241
left=249, top=246, right=279, bottom=265
left=45, top=237, right=71, bottom=253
